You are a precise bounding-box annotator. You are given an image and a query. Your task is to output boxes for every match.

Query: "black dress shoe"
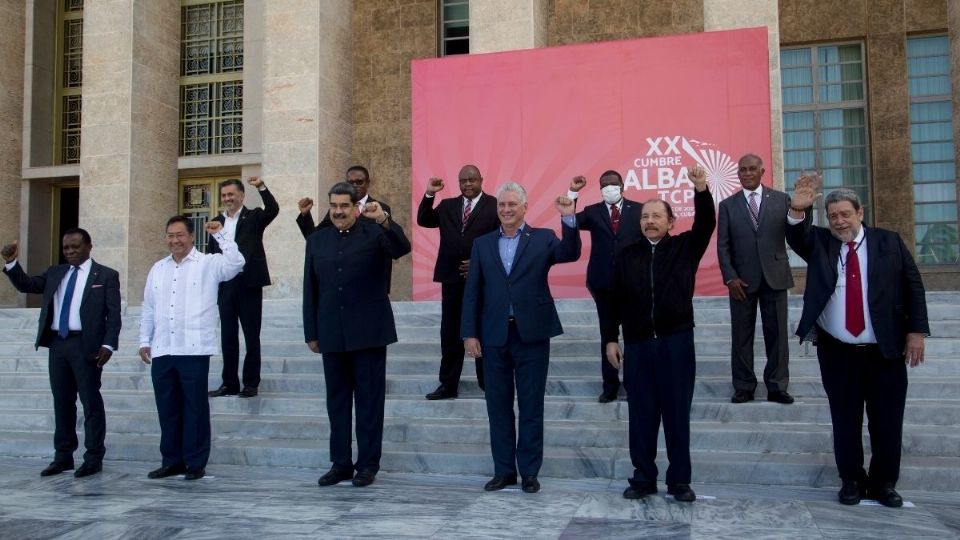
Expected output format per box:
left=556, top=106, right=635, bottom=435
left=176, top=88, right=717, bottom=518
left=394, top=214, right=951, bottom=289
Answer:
left=74, top=462, right=102, bottom=478
left=184, top=468, right=205, bottom=480
left=208, top=385, right=238, bottom=397
left=597, top=390, right=618, bottom=403
left=767, top=390, right=795, bottom=404
left=238, top=387, right=258, bottom=398
left=838, top=480, right=864, bottom=505
left=317, top=467, right=354, bottom=486
left=483, top=474, right=518, bottom=491
left=667, top=483, right=696, bottom=502
left=521, top=476, right=540, bottom=493
left=623, top=483, right=658, bottom=499
left=731, top=390, right=754, bottom=403
left=425, top=385, right=457, bottom=400
left=868, top=483, right=903, bottom=508
left=148, top=463, right=186, bottom=479
left=352, top=470, right=377, bottom=487
left=40, top=461, right=74, bottom=477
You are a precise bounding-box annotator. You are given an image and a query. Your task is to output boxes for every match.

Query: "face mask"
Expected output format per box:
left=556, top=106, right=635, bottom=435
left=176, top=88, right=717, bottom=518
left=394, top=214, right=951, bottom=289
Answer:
left=601, top=185, right=622, bottom=205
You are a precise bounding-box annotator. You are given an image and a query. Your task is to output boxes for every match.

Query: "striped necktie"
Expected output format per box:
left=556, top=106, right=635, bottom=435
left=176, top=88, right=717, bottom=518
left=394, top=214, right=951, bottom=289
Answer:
left=748, top=192, right=760, bottom=229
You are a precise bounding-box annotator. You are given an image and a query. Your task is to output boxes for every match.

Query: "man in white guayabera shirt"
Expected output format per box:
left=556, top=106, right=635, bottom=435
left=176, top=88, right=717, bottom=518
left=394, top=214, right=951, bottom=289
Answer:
left=138, top=215, right=245, bottom=481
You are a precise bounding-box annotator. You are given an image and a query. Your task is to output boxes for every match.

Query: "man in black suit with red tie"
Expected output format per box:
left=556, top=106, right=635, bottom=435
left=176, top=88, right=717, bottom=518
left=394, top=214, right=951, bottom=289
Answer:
left=417, top=164, right=499, bottom=400
left=2, top=229, right=121, bottom=478
left=567, top=171, right=643, bottom=402
left=786, top=176, right=928, bottom=508
left=207, top=176, right=279, bottom=399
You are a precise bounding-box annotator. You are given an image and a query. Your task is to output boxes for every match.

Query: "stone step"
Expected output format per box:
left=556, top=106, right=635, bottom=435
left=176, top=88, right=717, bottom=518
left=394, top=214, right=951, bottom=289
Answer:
left=3, top=372, right=958, bottom=400
left=0, top=390, right=956, bottom=426
left=0, top=408, right=954, bottom=457
left=1, top=430, right=957, bottom=490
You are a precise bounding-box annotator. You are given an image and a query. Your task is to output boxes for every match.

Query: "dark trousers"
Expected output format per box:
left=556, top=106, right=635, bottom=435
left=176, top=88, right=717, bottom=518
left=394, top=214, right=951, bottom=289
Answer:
left=590, top=287, right=622, bottom=394
left=49, top=335, right=106, bottom=465
left=323, top=347, right=386, bottom=473
left=439, top=280, right=484, bottom=390
left=730, top=277, right=789, bottom=393
left=623, top=330, right=696, bottom=487
left=151, top=355, right=211, bottom=469
left=817, top=330, right=907, bottom=487
left=483, top=321, right=550, bottom=477
left=218, top=277, right=263, bottom=390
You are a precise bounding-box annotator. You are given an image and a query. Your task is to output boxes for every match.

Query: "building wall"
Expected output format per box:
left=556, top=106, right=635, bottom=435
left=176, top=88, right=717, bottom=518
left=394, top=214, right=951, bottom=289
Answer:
left=0, top=2, right=25, bottom=308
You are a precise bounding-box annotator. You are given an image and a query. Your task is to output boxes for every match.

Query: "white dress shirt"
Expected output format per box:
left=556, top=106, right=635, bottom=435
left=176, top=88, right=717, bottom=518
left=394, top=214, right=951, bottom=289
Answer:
left=221, top=210, right=240, bottom=243
left=4, top=258, right=89, bottom=332
left=139, top=232, right=245, bottom=357
left=742, top=184, right=763, bottom=212
left=816, top=226, right=877, bottom=344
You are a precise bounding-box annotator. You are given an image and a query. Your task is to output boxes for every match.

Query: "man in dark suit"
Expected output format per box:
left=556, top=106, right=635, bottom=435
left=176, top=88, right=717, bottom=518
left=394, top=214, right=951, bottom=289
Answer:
left=304, top=182, right=411, bottom=488
left=208, top=176, right=279, bottom=399
left=417, top=164, right=499, bottom=400
left=297, top=165, right=394, bottom=292
left=2, top=229, right=121, bottom=478
left=461, top=183, right=581, bottom=494
left=786, top=178, right=928, bottom=508
left=717, top=154, right=794, bottom=404
left=567, top=170, right=643, bottom=403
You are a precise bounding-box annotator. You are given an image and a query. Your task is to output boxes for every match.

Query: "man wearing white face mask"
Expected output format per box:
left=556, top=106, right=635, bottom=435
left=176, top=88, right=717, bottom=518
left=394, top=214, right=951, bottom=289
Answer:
left=568, top=171, right=644, bottom=403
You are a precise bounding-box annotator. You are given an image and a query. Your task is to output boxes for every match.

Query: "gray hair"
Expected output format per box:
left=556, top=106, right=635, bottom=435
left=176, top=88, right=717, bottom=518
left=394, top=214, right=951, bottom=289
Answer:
left=738, top=153, right=764, bottom=167
left=824, top=188, right=861, bottom=211
left=328, top=181, right=357, bottom=203
left=496, top=182, right=527, bottom=204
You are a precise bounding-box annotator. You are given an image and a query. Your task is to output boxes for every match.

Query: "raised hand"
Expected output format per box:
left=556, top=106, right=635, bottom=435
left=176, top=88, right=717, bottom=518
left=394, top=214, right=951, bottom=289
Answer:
left=298, top=197, right=314, bottom=215
left=362, top=201, right=386, bottom=223
left=426, top=177, right=444, bottom=195
left=247, top=176, right=264, bottom=189
left=689, top=165, right=707, bottom=191
left=569, top=175, right=587, bottom=193
left=555, top=196, right=576, bottom=216
left=1, top=240, right=18, bottom=263
left=205, top=221, right=223, bottom=235
left=791, top=171, right=822, bottom=210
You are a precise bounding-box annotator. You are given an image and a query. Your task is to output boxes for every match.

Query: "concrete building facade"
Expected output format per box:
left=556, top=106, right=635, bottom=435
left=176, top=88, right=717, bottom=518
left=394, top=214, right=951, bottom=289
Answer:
left=1, top=0, right=957, bottom=307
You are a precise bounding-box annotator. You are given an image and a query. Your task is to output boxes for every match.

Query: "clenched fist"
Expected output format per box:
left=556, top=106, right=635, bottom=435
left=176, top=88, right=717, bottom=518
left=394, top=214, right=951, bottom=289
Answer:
left=205, top=221, right=223, bottom=235
left=1, top=240, right=18, bottom=263
left=425, top=177, right=444, bottom=195
left=298, top=197, right=314, bottom=215
left=569, top=175, right=587, bottom=192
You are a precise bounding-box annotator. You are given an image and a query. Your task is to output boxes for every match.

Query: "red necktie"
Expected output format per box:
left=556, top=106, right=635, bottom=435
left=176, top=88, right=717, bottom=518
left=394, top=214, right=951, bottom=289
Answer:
left=463, top=199, right=472, bottom=224
left=610, top=204, right=620, bottom=234
left=845, top=241, right=865, bottom=336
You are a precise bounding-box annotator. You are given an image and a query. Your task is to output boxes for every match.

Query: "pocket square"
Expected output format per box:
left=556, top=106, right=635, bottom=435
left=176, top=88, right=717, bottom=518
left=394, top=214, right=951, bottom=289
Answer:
left=91, top=284, right=103, bottom=288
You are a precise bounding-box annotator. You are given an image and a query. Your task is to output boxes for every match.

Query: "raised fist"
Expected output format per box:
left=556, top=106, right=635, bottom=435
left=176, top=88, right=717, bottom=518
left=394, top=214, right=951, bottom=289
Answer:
left=298, top=197, right=314, bottom=215
left=1, top=240, right=18, bottom=263
left=362, top=201, right=386, bottom=223
left=689, top=165, right=707, bottom=191
left=555, top=196, right=576, bottom=216
left=426, top=177, right=444, bottom=195
left=569, top=176, right=587, bottom=192
left=247, top=176, right=264, bottom=189
left=205, top=221, right=223, bottom=235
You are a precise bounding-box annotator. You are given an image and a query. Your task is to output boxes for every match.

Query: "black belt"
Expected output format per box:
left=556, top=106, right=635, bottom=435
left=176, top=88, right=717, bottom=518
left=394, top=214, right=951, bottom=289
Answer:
left=507, top=316, right=516, bottom=324
left=57, top=331, right=82, bottom=338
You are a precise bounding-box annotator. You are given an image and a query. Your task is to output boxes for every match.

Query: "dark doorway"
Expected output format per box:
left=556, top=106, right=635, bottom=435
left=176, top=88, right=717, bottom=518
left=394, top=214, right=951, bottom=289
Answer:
left=55, top=186, right=79, bottom=265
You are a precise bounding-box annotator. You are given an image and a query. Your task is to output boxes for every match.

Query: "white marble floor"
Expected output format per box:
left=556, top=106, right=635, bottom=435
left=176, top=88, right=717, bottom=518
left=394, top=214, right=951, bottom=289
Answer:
left=0, top=457, right=957, bottom=539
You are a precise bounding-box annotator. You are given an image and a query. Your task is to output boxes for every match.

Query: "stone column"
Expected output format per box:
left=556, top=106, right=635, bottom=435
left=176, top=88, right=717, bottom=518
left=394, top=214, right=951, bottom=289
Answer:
left=80, top=0, right=180, bottom=305
left=0, top=2, right=25, bottom=307
left=470, top=0, right=548, bottom=53
left=704, top=0, right=784, bottom=189
left=259, top=0, right=352, bottom=298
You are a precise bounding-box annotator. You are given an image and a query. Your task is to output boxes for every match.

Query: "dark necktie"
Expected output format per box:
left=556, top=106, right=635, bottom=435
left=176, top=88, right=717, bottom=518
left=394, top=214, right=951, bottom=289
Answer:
left=845, top=241, right=865, bottom=336
left=748, top=192, right=760, bottom=229
left=462, top=198, right=472, bottom=230
left=610, top=204, right=620, bottom=234
left=58, top=266, right=79, bottom=338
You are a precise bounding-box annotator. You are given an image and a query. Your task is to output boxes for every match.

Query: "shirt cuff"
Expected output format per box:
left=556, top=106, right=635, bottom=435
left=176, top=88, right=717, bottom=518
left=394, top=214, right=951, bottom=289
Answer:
left=567, top=190, right=580, bottom=200
left=100, top=344, right=115, bottom=352
left=3, top=260, right=15, bottom=271
left=257, top=185, right=267, bottom=192
left=424, top=193, right=435, bottom=198
left=561, top=214, right=577, bottom=228
left=787, top=213, right=805, bottom=225
left=212, top=231, right=227, bottom=243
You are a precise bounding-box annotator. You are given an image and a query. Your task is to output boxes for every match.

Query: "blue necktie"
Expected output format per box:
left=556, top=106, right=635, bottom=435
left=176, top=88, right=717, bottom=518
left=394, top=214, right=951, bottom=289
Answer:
left=58, top=266, right=79, bottom=338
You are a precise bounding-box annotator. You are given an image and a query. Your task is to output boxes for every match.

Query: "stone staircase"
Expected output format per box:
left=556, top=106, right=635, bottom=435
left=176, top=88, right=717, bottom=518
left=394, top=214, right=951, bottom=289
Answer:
left=0, top=293, right=958, bottom=490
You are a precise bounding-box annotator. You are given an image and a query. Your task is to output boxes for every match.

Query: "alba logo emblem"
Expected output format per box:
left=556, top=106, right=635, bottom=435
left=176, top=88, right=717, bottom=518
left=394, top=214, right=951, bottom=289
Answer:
left=625, top=136, right=741, bottom=209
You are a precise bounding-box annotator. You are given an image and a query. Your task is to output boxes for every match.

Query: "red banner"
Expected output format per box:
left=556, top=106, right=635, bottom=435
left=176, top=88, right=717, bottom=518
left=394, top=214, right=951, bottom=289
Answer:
left=412, top=27, right=772, bottom=300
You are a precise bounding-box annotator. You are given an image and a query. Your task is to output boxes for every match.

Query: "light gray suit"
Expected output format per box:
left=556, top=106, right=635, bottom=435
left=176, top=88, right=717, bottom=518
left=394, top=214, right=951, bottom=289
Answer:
left=716, top=186, right=793, bottom=393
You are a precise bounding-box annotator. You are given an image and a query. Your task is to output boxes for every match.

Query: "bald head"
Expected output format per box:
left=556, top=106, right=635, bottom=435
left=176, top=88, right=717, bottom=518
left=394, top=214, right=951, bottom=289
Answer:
left=458, top=164, right=483, bottom=199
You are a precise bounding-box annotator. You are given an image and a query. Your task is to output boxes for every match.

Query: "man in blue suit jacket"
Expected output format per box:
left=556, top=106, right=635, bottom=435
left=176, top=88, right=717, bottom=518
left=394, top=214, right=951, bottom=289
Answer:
left=304, top=182, right=411, bottom=489
left=461, top=182, right=581, bottom=494
left=567, top=170, right=643, bottom=402
left=786, top=178, right=928, bottom=508
left=2, top=229, right=121, bottom=478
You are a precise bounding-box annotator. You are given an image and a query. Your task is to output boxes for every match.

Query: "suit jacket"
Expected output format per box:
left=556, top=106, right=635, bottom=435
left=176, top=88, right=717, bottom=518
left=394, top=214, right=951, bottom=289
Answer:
left=717, top=187, right=794, bottom=293
left=786, top=218, right=929, bottom=360
left=303, top=219, right=411, bottom=353
left=461, top=223, right=581, bottom=347
left=296, top=197, right=393, bottom=240
left=416, top=192, right=499, bottom=283
left=3, top=260, right=121, bottom=359
left=207, top=187, right=279, bottom=288
left=574, top=198, right=643, bottom=291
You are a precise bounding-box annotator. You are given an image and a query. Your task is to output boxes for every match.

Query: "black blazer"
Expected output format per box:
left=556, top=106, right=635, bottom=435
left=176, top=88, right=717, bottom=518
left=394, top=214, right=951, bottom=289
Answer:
left=3, top=260, right=122, bottom=359
left=207, top=187, right=280, bottom=288
left=296, top=197, right=393, bottom=240
left=416, top=192, right=499, bottom=283
left=786, top=218, right=929, bottom=360
left=574, top=198, right=643, bottom=291
left=303, top=219, right=411, bottom=353
left=461, top=223, right=581, bottom=347
left=717, top=188, right=794, bottom=292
